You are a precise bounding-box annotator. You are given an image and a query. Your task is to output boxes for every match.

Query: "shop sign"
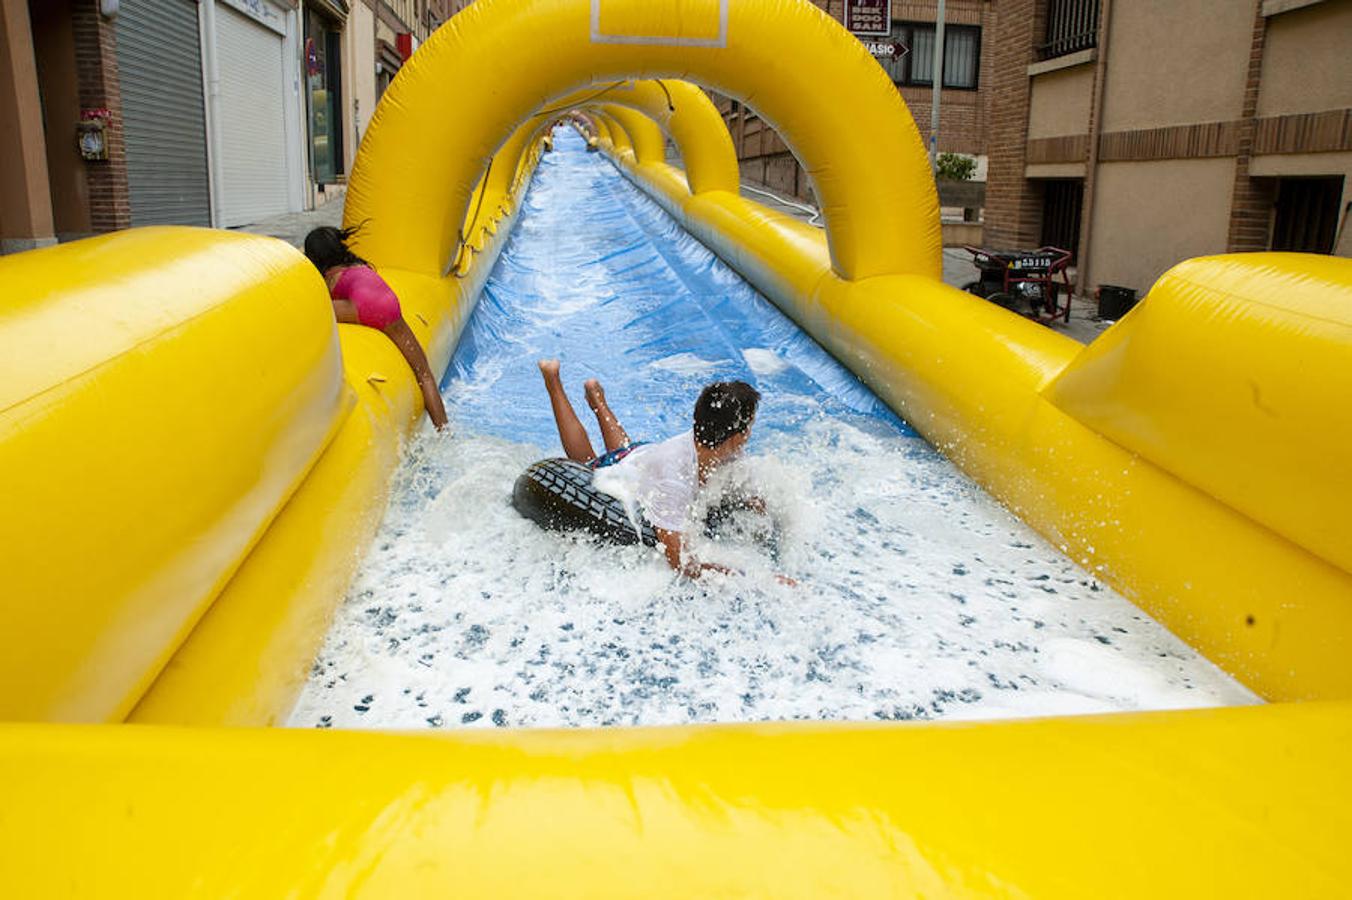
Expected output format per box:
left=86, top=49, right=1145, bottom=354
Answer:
left=866, top=40, right=906, bottom=59
left=221, top=0, right=287, bottom=36
left=844, top=0, right=891, bottom=37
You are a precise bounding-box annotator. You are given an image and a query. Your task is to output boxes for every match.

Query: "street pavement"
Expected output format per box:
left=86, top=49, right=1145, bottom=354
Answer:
left=733, top=183, right=1108, bottom=345
left=237, top=192, right=344, bottom=249
left=942, top=247, right=1110, bottom=345
left=239, top=183, right=1109, bottom=345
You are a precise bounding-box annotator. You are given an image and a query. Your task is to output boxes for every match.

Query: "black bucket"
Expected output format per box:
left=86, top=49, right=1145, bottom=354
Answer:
left=1097, top=284, right=1138, bottom=321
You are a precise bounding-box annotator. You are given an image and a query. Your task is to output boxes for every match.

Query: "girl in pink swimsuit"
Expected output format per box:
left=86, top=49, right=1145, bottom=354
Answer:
left=304, top=226, right=448, bottom=430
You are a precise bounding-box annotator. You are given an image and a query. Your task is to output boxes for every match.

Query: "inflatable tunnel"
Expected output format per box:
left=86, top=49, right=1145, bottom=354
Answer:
left=1, top=0, right=1350, bottom=893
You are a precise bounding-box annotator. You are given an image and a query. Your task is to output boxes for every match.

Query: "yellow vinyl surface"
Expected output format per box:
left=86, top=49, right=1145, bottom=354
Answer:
left=0, top=228, right=344, bottom=722
left=344, top=0, right=941, bottom=282
left=3, top=703, right=1351, bottom=896
left=130, top=205, right=528, bottom=727
left=1046, top=253, right=1352, bottom=577
left=0, top=0, right=1349, bottom=894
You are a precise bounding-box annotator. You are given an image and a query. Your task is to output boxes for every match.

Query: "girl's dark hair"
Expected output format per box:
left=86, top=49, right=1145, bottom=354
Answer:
left=303, top=224, right=368, bottom=273
left=693, top=381, right=761, bottom=448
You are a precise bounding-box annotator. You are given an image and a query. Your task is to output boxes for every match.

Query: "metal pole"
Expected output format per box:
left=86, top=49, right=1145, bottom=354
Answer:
left=199, top=0, right=225, bottom=227
left=929, top=0, right=946, bottom=171
left=1075, top=0, right=1113, bottom=300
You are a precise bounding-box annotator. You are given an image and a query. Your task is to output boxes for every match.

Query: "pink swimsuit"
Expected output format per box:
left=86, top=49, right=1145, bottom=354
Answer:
left=331, top=266, right=402, bottom=330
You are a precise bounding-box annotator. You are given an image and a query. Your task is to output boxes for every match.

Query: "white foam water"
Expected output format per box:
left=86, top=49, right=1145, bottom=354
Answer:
left=288, top=415, right=1258, bottom=731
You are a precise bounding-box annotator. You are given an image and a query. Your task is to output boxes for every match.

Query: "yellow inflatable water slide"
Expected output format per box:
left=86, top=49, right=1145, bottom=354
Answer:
left=2, top=0, right=1350, bottom=894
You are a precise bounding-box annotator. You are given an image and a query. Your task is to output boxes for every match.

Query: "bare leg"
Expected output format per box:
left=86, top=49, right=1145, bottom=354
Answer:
left=539, top=360, right=596, bottom=462
left=585, top=379, right=632, bottom=453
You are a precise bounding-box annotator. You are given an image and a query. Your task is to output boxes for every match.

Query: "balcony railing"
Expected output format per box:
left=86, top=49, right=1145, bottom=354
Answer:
left=1039, top=0, right=1099, bottom=60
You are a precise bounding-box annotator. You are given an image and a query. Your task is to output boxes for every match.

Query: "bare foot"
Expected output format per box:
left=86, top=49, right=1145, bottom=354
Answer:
left=538, top=359, right=561, bottom=382
left=584, top=378, right=606, bottom=411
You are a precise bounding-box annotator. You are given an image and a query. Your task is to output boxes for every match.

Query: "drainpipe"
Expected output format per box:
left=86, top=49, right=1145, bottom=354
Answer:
left=1074, top=0, right=1113, bottom=300
left=929, top=0, right=946, bottom=171
left=199, top=0, right=226, bottom=227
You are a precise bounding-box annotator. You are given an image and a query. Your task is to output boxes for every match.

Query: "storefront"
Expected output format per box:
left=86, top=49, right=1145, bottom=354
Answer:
left=114, top=0, right=305, bottom=228
left=304, top=1, right=347, bottom=188
left=114, top=0, right=212, bottom=226
left=209, top=0, right=306, bottom=226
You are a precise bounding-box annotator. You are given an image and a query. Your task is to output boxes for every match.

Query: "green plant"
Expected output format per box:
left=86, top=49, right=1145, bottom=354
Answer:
left=936, top=152, right=977, bottom=182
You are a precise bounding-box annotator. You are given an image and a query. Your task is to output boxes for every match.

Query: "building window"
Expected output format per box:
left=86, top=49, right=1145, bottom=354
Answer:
left=1270, top=176, right=1344, bottom=253
left=881, top=22, right=981, bottom=90
left=1040, top=0, right=1099, bottom=60
left=377, top=41, right=404, bottom=100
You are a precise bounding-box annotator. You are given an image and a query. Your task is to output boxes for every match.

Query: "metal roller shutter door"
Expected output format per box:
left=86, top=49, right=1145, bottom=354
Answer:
left=216, top=5, right=291, bottom=227
left=115, top=0, right=211, bottom=226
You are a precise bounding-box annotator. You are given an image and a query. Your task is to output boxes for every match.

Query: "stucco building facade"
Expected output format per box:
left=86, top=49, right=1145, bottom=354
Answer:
left=985, top=0, right=1352, bottom=296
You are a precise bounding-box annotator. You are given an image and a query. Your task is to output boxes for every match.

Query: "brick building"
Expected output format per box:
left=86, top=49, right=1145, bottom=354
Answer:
left=1, top=0, right=128, bottom=251
left=0, top=0, right=434, bottom=254
left=721, top=0, right=997, bottom=202
left=985, top=0, right=1352, bottom=297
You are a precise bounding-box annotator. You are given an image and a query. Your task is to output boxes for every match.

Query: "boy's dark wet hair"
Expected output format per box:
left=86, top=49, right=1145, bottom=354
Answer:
left=303, top=224, right=368, bottom=273
left=693, top=381, right=761, bottom=448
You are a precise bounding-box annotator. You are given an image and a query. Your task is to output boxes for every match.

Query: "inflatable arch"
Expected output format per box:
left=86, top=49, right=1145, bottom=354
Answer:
left=2, top=0, right=1352, bottom=893
left=448, top=80, right=735, bottom=276
left=589, top=111, right=620, bottom=149
left=554, top=80, right=743, bottom=197
left=534, top=81, right=739, bottom=193
left=597, top=106, right=663, bottom=161
left=567, top=111, right=602, bottom=147
left=345, top=0, right=940, bottom=281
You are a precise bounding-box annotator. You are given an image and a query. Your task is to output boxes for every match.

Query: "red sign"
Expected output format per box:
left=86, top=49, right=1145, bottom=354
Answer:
left=844, top=0, right=891, bottom=37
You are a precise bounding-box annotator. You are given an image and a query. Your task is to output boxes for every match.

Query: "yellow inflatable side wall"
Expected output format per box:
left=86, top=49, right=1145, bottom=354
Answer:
left=127, top=329, right=416, bottom=725
left=2, top=0, right=1351, bottom=893
left=1046, top=253, right=1352, bottom=577
left=4, top=705, right=1352, bottom=896
left=0, top=229, right=345, bottom=722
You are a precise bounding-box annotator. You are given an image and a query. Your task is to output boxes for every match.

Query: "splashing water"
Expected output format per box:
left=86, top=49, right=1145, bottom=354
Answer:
left=288, top=130, right=1257, bottom=731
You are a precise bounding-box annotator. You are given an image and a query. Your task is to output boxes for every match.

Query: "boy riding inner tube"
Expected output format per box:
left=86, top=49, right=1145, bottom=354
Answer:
left=524, top=364, right=785, bottom=574
left=512, top=458, right=781, bottom=557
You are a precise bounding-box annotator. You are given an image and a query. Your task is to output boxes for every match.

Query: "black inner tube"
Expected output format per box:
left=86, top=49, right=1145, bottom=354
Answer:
left=512, top=458, right=781, bottom=558
left=513, top=458, right=657, bottom=546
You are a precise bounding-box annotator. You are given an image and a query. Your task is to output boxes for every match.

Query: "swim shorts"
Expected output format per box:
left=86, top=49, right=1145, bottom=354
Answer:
left=588, top=441, right=649, bottom=470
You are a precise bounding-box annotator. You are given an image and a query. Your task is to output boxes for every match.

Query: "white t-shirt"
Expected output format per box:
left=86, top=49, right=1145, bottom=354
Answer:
left=592, top=431, right=698, bottom=532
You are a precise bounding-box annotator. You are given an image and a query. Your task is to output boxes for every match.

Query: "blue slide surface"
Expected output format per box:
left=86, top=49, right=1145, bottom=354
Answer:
left=443, top=127, right=912, bottom=446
